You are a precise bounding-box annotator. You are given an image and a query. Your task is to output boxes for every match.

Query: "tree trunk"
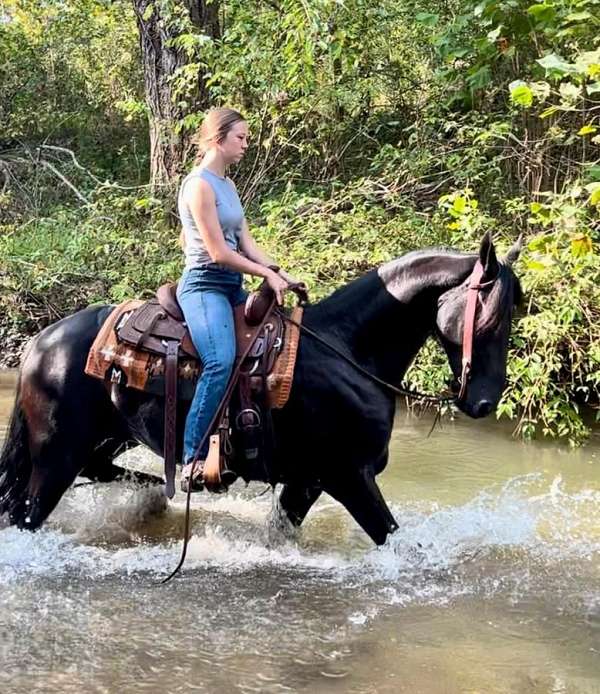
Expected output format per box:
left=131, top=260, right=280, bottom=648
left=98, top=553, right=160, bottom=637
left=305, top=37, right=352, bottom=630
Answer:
left=132, top=0, right=221, bottom=190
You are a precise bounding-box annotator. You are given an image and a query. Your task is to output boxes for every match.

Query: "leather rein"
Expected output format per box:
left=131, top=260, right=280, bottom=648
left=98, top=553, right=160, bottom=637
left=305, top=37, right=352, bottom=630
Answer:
left=278, top=260, right=495, bottom=406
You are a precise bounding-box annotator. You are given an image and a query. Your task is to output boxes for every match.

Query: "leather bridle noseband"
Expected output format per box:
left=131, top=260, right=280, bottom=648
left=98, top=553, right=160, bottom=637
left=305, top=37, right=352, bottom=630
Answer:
left=457, top=260, right=497, bottom=401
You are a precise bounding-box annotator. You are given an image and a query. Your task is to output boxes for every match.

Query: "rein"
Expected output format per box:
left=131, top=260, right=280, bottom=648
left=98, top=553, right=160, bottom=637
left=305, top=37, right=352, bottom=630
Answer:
left=159, top=263, right=493, bottom=582
left=277, top=260, right=495, bottom=407
left=275, top=308, right=454, bottom=406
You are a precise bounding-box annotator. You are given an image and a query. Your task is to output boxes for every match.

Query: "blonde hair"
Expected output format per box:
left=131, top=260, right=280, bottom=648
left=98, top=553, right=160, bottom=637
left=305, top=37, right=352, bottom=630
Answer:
left=192, top=108, right=246, bottom=164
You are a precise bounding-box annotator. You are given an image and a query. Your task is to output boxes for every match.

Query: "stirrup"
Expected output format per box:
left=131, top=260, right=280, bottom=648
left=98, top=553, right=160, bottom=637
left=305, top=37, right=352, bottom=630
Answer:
left=180, top=460, right=205, bottom=493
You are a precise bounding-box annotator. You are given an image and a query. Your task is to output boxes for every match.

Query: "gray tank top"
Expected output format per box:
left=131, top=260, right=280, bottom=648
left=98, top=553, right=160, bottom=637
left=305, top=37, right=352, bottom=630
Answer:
left=178, top=167, right=245, bottom=269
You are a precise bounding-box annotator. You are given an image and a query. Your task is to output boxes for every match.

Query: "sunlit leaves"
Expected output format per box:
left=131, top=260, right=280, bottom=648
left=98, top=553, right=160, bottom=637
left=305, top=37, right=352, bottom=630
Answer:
left=586, top=182, right=600, bottom=208
left=570, top=233, right=592, bottom=257
left=415, top=12, right=439, bottom=27
left=527, top=3, right=556, bottom=24
left=510, top=80, right=533, bottom=107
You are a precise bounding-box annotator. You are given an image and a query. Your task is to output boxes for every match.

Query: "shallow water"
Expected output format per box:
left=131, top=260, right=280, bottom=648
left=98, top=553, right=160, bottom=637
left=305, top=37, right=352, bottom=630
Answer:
left=1, top=370, right=599, bottom=693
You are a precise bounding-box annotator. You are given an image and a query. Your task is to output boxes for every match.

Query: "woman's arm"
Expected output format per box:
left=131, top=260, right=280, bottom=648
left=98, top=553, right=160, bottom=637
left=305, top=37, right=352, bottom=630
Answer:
left=240, top=220, right=301, bottom=285
left=239, top=220, right=276, bottom=267
left=184, top=178, right=269, bottom=276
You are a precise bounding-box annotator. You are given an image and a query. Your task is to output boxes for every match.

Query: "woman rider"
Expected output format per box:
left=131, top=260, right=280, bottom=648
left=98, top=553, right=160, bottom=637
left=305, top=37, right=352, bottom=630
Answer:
left=177, top=108, right=298, bottom=491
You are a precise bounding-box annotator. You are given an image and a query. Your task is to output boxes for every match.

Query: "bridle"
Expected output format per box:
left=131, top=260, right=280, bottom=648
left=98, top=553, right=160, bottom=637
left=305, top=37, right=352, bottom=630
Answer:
left=457, top=260, right=497, bottom=401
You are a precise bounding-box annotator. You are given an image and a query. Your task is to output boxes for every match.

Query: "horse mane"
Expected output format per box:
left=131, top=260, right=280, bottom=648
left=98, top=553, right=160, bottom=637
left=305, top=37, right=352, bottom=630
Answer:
left=311, top=246, right=522, bottom=336
left=312, top=247, right=462, bottom=313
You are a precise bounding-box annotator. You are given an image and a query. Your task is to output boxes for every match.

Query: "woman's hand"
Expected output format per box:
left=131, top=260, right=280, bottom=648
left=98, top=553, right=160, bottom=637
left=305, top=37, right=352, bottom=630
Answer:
left=265, top=269, right=289, bottom=305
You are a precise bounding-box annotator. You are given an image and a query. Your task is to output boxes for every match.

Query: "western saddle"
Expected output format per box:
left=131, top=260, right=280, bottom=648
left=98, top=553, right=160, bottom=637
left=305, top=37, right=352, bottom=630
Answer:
left=98, top=280, right=306, bottom=498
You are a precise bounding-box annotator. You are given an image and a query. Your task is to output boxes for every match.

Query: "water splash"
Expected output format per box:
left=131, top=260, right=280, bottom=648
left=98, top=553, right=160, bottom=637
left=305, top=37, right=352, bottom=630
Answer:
left=0, top=474, right=597, bottom=600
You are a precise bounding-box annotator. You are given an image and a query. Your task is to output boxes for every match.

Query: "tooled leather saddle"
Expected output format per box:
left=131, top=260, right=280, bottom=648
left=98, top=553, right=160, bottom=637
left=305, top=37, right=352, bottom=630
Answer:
left=113, top=280, right=301, bottom=498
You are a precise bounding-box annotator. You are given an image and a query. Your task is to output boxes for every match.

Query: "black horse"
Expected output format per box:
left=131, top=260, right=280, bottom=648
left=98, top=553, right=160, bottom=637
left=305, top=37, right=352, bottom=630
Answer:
left=0, top=233, right=522, bottom=545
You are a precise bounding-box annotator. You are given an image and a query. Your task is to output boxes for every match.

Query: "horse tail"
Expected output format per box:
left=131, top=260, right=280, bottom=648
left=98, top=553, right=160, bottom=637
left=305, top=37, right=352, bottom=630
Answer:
left=0, top=375, right=32, bottom=526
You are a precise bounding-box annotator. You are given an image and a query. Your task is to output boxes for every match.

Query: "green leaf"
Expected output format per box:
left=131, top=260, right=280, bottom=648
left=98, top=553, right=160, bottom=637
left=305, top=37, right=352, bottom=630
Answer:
left=564, top=11, right=592, bottom=22
left=487, top=26, right=502, bottom=42
left=415, top=12, right=439, bottom=26
left=509, top=80, right=533, bottom=107
left=585, top=165, right=600, bottom=182
left=570, top=234, right=593, bottom=257
left=527, top=4, right=556, bottom=23
left=525, top=259, right=551, bottom=271
left=586, top=182, right=600, bottom=207
left=142, top=3, right=154, bottom=21
left=452, top=196, right=467, bottom=214
left=537, top=53, right=578, bottom=76
left=467, top=65, right=492, bottom=90
left=578, top=124, right=598, bottom=136
left=540, top=105, right=560, bottom=118
left=576, top=50, right=600, bottom=75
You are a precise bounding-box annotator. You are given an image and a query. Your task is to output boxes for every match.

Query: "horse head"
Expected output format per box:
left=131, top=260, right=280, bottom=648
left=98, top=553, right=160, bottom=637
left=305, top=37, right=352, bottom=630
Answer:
left=435, top=232, right=523, bottom=418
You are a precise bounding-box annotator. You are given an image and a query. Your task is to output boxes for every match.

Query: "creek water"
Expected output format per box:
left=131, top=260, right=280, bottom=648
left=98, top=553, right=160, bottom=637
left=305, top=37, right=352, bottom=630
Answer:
left=0, top=369, right=598, bottom=693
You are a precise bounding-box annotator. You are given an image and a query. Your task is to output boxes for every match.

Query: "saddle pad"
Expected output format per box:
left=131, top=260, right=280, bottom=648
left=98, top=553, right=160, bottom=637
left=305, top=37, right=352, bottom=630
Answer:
left=85, top=301, right=303, bottom=408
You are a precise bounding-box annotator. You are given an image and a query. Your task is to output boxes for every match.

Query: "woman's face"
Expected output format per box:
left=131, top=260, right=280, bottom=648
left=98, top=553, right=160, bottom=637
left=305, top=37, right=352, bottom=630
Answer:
left=218, top=120, right=249, bottom=165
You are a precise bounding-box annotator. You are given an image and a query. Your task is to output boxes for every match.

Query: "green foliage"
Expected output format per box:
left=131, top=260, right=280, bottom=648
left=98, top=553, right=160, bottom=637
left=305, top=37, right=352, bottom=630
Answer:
left=497, top=185, right=599, bottom=444
left=0, top=191, right=181, bottom=331
left=0, top=0, right=598, bottom=443
left=174, top=0, right=427, bottom=183
left=0, top=0, right=147, bottom=179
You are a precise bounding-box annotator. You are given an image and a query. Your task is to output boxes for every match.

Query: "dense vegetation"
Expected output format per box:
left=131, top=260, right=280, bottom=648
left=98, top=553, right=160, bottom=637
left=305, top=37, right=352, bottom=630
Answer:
left=0, top=0, right=598, bottom=444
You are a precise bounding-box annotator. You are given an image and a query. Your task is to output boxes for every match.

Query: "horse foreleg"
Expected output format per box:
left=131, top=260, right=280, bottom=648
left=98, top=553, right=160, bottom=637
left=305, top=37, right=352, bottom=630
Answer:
left=324, top=469, right=398, bottom=545
left=278, top=482, right=322, bottom=527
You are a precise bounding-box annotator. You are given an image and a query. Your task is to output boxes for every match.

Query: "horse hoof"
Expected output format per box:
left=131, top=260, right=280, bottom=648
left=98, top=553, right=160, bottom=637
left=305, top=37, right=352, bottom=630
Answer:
left=180, top=477, right=204, bottom=494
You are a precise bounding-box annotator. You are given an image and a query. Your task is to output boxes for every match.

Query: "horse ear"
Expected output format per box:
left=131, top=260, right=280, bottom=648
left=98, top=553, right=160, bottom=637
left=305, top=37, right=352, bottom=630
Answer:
left=479, top=231, right=499, bottom=279
left=504, top=234, right=523, bottom=266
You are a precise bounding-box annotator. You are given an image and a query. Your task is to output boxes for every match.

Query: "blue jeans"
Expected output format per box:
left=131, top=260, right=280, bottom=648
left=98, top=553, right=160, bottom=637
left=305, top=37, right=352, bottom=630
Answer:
left=177, top=266, right=248, bottom=463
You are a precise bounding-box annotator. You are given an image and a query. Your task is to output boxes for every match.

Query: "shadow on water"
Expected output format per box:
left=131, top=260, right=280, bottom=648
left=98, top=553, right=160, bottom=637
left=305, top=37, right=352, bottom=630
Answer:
left=1, top=369, right=599, bottom=693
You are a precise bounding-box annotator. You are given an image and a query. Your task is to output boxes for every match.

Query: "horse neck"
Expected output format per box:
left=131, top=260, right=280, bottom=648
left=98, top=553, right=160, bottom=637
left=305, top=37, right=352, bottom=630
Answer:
left=305, top=251, right=476, bottom=384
